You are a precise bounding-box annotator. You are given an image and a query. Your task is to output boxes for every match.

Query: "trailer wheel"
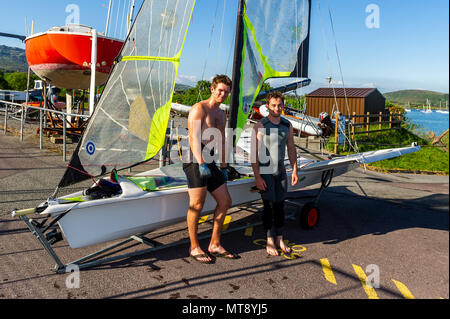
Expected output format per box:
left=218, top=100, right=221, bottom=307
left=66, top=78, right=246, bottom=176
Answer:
left=297, top=202, right=320, bottom=230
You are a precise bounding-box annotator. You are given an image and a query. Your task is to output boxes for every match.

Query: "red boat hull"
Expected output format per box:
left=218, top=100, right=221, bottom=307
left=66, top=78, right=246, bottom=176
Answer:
left=25, top=31, right=123, bottom=89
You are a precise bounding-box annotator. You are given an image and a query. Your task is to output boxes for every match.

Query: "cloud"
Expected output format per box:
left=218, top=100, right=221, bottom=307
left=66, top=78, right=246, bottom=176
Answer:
left=176, top=74, right=198, bottom=85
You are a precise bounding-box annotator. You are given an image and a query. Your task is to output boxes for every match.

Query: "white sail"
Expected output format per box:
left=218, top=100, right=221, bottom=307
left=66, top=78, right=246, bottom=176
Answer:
left=62, top=0, right=196, bottom=185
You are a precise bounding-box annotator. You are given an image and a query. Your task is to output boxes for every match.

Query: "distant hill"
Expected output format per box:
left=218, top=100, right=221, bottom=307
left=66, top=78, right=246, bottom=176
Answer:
left=0, top=45, right=28, bottom=73
left=174, top=83, right=192, bottom=92
left=384, top=89, right=449, bottom=108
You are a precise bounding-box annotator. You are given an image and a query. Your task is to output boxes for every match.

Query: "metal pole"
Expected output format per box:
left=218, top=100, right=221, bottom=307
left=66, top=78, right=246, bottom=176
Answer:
left=89, top=29, right=97, bottom=116
left=43, top=82, right=47, bottom=128
left=334, top=112, right=339, bottom=154
left=159, top=149, right=163, bottom=168
left=22, top=66, right=31, bottom=142
left=4, top=103, right=7, bottom=134
left=168, top=118, right=174, bottom=164
left=105, top=0, right=112, bottom=36
left=39, top=109, right=43, bottom=149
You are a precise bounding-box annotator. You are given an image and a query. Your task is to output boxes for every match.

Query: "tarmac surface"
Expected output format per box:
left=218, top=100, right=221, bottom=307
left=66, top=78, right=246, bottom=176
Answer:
left=0, top=128, right=448, bottom=301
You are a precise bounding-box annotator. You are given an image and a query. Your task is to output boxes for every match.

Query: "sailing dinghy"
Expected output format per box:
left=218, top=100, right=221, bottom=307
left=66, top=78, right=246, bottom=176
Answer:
left=13, top=0, right=419, bottom=272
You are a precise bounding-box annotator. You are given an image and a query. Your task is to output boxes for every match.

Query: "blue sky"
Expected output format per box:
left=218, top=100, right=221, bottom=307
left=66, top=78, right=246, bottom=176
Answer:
left=0, top=0, right=448, bottom=94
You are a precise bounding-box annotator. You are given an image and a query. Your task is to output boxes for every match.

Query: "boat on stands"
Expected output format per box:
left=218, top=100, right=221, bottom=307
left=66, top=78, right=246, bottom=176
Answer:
left=25, top=24, right=123, bottom=89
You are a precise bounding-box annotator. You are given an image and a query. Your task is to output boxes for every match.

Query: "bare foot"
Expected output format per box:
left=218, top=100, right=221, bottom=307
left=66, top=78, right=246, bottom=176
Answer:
left=266, top=237, right=279, bottom=256
left=276, top=236, right=292, bottom=254
left=189, top=247, right=212, bottom=263
left=208, top=244, right=235, bottom=259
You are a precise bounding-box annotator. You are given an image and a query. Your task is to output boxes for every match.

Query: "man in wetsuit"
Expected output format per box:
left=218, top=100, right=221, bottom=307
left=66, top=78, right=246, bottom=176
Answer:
left=251, top=91, right=299, bottom=256
left=183, top=74, right=239, bottom=263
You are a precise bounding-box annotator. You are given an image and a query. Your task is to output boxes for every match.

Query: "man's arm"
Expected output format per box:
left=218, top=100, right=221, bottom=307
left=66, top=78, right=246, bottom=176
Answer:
left=217, top=110, right=227, bottom=168
left=187, top=104, right=205, bottom=164
left=286, top=123, right=298, bottom=185
left=251, top=122, right=266, bottom=190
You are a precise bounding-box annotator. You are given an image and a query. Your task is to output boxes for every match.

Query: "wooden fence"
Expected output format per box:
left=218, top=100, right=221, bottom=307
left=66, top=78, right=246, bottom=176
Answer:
left=333, top=112, right=403, bottom=153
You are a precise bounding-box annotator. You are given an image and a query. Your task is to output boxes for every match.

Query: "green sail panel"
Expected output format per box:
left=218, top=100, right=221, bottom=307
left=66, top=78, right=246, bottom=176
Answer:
left=75, top=0, right=196, bottom=178
left=235, top=0, right=311, bottom=137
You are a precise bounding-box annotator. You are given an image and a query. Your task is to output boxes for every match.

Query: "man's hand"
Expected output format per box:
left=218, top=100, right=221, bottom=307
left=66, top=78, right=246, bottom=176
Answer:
left=255, top=175, right=267, bottom=191
left=199, top=163, right=212, bottom=178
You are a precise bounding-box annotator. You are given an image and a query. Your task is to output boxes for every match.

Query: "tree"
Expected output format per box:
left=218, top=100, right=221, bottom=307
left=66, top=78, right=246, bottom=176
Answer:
left=3, top=72, right=40, bottom=91
left=4, top=72, right=28, bottom=91
left=0, top=71, right=10, bottom=89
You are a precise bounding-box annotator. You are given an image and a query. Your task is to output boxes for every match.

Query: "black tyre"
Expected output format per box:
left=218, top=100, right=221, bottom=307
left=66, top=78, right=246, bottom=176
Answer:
left=297, top=202, right=320, bottom=230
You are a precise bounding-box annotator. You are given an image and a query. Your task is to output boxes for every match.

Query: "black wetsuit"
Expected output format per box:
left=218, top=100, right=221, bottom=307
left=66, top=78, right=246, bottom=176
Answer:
left=258, top=117, right=291, bottom=237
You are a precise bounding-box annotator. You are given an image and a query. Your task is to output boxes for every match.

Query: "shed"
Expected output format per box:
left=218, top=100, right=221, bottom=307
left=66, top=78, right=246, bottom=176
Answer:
left=305, top=88, right=386, bottom=123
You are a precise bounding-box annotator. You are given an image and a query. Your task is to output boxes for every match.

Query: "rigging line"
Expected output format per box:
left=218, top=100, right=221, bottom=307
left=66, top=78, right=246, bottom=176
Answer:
left=123, top=0, right=131, bottom=39
left=326, top=1, right=359, bottom=154
left=157, top=1, right=168, bottom=110
left=108, top=0, right=114, bottom=37
left=317, top=0, right=357, bottom=154
left=327, top=1, right=351, bottom=119
left=225, top=35, right=234, bottom=75
left=114, top=0, right=121, bottom=38
left=147, top=0, right=157, bottom=111
left=120, top=0, right=127, bottom=39
left=200, top=0, right=220, bottom=87
left=295, top=0, right=305, bottom=97
left=163, top=0, right=182, bottom=107
left=66, top=164, right=101, bottom=188
left=317, top=0, right=339, bottom=115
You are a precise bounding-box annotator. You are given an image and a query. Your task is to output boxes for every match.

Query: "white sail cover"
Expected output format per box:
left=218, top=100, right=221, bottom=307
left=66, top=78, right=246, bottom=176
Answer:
left=75, top=0, right=196, bottom=177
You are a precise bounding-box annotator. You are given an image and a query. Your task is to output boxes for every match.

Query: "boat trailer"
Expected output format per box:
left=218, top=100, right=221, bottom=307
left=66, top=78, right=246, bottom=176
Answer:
left=14, top=169, right=334, bottom=274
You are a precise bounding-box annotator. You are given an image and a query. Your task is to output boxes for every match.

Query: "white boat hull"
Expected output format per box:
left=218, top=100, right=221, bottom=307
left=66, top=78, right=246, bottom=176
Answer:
left=39, top=145, right=419, bottom=248
left=42, top=161, right=353, bottom=248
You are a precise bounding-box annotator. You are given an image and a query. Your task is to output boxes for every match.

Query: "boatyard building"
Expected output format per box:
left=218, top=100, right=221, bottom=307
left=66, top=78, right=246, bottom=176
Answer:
left=305, top=88, right=386, bottom=123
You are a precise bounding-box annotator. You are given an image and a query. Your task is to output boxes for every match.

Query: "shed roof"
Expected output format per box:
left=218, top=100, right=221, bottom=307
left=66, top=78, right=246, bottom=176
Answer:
left=306, top=88, right=380, bottom=98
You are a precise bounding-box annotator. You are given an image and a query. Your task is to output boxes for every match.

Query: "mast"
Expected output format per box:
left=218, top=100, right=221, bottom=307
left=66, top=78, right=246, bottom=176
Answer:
left=229, top=0, right=246, bottom=143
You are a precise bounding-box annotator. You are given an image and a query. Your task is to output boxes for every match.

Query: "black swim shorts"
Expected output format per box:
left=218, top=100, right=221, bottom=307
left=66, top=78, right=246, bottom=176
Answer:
left=182, top=162, right=226, bottom=193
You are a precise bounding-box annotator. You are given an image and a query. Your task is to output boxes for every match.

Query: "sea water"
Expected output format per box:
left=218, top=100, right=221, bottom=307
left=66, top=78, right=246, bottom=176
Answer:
left=404, top=109, right=449, bottom=136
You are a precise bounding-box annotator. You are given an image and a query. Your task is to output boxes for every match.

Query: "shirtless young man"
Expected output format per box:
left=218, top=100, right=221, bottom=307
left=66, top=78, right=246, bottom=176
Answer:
left=251, top=91, right=299, bottom=256
left=183, top=74, right=239, bottom=263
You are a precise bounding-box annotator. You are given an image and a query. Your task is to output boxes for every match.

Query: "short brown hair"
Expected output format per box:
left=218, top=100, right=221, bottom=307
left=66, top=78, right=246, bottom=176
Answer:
left=266, top=91, right=285, bottom=105
left=211, top=74, right=232, bottom=89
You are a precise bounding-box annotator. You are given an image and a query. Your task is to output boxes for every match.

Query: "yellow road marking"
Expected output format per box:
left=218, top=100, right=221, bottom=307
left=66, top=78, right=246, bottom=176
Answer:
left=352, top=264, right=379, bottom=299
left=291, top=245, right=306, bottom=253
left=320, top=258, right=337, bottom=285
left=198, top=215, right=208, bottom=224
left=392, top=279, right=415, bottom=299
left=244, top=226, right=253, bottom=237
left=222, top=216, right=231, bottom=231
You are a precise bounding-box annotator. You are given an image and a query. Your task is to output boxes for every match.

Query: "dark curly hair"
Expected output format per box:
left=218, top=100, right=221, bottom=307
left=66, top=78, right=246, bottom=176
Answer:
left=211, top=74, right=232, bottom=89
left=266, top=91, right=285, bottom=105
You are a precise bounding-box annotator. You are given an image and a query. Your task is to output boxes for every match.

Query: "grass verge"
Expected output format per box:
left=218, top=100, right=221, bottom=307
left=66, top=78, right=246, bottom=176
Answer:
left=326, top=124, right=449, bottom=174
